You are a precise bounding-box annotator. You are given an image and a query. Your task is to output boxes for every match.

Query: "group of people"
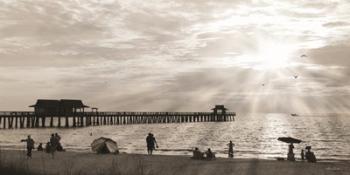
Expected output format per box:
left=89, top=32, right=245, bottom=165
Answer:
left=21, top=133, right=64, bottom=158
left=191, top=140, right=234, bottom=160
left=22, top=132, right=317, bottom=163
left=288, top=143, right=317, bottom=163
left=192, top=147, right=216, bottom=160
left=301, top=146, right=317, bottom=163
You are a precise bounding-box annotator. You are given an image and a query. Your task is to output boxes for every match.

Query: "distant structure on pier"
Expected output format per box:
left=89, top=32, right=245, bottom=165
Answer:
left=0, top=104, right=235, bottom=129
left=212, top=105, right=227, bottom=115
left=29, top=99, right=89, bottom=115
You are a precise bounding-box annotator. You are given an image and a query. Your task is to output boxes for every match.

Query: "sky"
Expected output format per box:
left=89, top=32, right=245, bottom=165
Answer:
left=0, top=0, right=350, bottom=113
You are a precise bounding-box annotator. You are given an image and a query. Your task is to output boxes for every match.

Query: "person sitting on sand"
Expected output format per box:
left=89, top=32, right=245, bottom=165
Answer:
left=21, top=135, right=35, bottom=159
left=37, top=143, right=44, bottom=151
left=228, top=141, right=235, bottom=158
left=192, top=147, right=204, bottom=160
left=205, top=148, right=215, bottom=160
left=305, top=146, right=317, bottom=163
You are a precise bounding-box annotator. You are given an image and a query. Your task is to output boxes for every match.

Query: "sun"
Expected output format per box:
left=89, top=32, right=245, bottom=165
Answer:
left=239, top=41, right=297, bottom=70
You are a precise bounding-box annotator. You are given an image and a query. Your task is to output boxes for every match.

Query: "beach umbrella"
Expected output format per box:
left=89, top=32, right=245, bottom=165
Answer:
left=91, top=137, right=119, bottom=154
left=277, top=137, right=302, bottom=144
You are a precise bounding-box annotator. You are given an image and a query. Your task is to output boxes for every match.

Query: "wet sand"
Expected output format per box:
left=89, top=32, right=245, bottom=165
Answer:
left=0, top=150, right=349, bottom=175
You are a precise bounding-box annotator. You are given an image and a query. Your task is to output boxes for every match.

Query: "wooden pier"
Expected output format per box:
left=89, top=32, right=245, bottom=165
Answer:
left=0, top=111, right=235, bottom=129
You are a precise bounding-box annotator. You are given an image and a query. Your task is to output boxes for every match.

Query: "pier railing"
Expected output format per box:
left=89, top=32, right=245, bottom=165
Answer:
left=0, top=111, right=236, bottom=129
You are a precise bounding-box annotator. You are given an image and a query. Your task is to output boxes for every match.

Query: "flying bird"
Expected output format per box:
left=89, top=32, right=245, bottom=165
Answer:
left=293, top=75, right=298, bottom=79
left=300, top=54, right=307, bottom=58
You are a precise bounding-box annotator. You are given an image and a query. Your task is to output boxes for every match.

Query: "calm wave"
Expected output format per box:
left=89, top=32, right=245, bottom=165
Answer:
left=0, top=113, right=349, bottom=160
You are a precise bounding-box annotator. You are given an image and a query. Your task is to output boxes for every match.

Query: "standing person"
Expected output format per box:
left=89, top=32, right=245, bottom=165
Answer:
left=287, top=143, right=295, bottom=161
left=146, top=133, right=158, bottom=155
left=21, top=135, right=35, bottom=159
left=55, top=133, right=63, bottom=151
left=49, top=133, right=57, bottom=158
left=50, top=133, right=58, bottom=150
left=54, top=133, right=61, bottom=142
left=228, top=140, right=235, bottom=158
left=301, top=149, right=305, bottom=161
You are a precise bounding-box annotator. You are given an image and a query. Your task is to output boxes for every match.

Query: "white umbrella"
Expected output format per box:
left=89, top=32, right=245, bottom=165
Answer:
left=91, top=137, right=119, bottom=154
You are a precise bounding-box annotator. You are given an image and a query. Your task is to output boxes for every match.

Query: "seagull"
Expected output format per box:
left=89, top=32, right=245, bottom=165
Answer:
left=300, top=54, right=307, bottom=58
left=293, top=75, right=298, bottom=79
left=262, top=83, right=265, bottom=86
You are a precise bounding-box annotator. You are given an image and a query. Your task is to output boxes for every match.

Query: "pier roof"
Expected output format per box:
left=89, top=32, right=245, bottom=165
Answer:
left=29, top=99, right=60, bottom=108
left=60, top=99, right=89, bottom=108
left=29, top=99, right=89, bottom=108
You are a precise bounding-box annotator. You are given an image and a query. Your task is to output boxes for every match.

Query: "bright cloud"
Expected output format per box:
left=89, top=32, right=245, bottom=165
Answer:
left=0, top=0, right=349, bottom=113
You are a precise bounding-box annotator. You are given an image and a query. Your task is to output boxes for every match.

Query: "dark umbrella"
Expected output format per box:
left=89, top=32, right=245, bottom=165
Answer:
left=278, top=137, right=302, bottom=144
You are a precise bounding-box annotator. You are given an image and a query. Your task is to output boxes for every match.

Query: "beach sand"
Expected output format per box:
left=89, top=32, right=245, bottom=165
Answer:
left=0, top=150, right=349, bottom=175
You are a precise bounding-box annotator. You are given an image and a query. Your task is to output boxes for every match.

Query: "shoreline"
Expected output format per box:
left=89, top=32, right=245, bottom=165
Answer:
left=1, top=149, right=350, bottom=175
left=1, top=147, right=349, bottom=163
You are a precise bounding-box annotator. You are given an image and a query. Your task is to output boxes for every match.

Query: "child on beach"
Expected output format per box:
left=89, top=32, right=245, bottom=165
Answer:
left=37, top=143, right=44, bottom=151
left=21, top=135, right=35, bottom=159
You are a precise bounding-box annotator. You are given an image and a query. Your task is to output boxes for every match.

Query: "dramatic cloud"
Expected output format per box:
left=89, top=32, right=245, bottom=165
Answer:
left=0, top=0, right=349, bottom=113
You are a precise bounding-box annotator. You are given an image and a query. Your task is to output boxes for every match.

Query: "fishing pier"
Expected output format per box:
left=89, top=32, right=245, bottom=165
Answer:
left=0, top=100, right=236, bottom=129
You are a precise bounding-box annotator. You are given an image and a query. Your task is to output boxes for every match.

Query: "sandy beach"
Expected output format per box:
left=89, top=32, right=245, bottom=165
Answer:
left=0, top=150, right=349, bottom=175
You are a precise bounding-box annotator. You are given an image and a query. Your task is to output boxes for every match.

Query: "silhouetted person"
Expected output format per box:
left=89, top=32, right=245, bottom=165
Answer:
left=305, top=146, right=317, bottom=163
left=21, top=135, right=35, bottom=158
left=49, top=134, right=58, bottom=158
left=192, top=147, right=204, bottom=160
left=55, top=133, right=61, bottom=142
left=287, top=143, right=295, bottom=161
left=54, top=133, right=64, bottom=151
left=301, top=149, right=305, bottom=160
left=50, top=134, right=58, bottom=150
left=45, top=141, right=56, bottom=156
left=45, top=142, right=51, bottom=153
left=228, top=141, right=235, bottom=158
left=37, top=143, right=44, bottom=151
left=146, top=133, right=158, bottom=155
left=205, top=148, right=215, bottom=160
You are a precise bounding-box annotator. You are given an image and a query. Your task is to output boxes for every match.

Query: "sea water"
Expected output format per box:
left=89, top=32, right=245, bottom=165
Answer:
left=0, top=113, right=349, bottom=160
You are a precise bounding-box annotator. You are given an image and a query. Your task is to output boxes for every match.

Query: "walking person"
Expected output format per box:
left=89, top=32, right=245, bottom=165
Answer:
left=228, top=140, right=235, bottom=158
left=21, top=135, right=35, bottom=159
left=146, top=133, right=158, bottom=155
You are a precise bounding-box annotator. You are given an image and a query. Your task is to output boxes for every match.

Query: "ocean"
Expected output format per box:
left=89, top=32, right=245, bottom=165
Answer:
left=0, top=113, right=349, bottom=160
